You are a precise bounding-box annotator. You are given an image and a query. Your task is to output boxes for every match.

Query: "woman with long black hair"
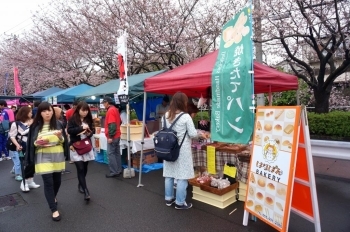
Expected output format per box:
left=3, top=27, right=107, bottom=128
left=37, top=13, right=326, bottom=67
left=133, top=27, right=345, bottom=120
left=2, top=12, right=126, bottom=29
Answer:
left=26, top=102, right=69, bottom=221
left=67, top=101, right=95, bottom=201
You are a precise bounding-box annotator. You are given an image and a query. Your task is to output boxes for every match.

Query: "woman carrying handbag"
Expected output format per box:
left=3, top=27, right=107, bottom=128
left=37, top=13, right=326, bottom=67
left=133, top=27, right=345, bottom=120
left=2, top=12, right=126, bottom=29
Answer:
left=26, top=102, right=69, bottom=221
left=7, top=106, right=40, bottom=192
left=67, top=101, right=95, bottom=202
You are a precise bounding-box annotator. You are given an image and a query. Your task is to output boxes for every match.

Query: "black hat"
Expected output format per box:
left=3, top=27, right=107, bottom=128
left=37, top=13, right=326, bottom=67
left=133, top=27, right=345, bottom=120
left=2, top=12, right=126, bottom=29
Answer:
left=102, top=96, right=114, bottom=104
left=163, top=95, right=170, bottom=103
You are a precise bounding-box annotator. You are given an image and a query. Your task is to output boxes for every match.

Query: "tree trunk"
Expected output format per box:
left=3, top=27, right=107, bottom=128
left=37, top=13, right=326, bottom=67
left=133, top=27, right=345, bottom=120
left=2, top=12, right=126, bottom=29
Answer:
left=313, top=89, right=330, bottom=113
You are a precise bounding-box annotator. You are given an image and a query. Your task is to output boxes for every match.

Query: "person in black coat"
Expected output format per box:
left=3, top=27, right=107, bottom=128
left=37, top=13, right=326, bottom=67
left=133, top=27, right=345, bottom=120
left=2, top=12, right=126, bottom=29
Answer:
left=67, top=101, right=95, bottom=201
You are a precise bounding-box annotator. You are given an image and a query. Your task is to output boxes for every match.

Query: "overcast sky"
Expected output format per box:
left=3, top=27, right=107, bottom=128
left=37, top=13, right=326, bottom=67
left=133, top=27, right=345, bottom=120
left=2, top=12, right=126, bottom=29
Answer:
left=0, top=0, right=49, bottom=36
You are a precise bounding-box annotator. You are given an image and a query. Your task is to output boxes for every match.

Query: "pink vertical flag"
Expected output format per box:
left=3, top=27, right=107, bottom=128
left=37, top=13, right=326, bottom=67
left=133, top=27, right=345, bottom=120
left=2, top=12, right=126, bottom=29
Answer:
left=13, top=67, right=22, bottom=96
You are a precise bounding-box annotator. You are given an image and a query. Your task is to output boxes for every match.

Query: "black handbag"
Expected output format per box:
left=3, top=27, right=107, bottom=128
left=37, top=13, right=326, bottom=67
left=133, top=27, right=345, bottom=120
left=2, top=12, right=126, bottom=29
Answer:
left=6, top=122, right=27, bottom=152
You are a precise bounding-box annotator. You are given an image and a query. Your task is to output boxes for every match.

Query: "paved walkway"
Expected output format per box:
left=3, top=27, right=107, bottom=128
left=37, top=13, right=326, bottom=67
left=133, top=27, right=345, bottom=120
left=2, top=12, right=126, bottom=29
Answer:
left=0, top=159, right=349, bottom=232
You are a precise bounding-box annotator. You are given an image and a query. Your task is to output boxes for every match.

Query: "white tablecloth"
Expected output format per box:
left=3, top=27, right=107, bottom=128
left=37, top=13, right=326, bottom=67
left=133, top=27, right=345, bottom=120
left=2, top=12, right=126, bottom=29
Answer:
left=93, top=133, right=154, bottom=153
left=120, top=137, right=155, bottom=153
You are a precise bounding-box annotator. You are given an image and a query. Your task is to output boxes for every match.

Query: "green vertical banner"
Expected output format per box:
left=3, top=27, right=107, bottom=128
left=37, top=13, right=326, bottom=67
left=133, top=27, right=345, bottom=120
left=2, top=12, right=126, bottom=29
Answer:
left=211, top=6, right=254, bottom=144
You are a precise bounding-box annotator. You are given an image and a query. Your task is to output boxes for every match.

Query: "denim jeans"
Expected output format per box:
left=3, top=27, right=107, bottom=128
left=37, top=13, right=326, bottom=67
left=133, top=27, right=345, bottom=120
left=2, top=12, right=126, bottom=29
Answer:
left=0, top=134, right=9, bottom=157
left=107, top=137, right=122, bottom=175
left=165, top=177, right=188, bottom=205
left=9, top=150, right=21, bottom=175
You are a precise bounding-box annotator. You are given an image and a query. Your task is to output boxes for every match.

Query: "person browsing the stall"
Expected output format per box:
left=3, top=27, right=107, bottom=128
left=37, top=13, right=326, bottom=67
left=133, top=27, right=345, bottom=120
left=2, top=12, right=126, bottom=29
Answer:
left=102, top=97, right=122, bottom=178
left=65, top=100, right=79, bottom=122
left=156, top=95, right=170, bottom=119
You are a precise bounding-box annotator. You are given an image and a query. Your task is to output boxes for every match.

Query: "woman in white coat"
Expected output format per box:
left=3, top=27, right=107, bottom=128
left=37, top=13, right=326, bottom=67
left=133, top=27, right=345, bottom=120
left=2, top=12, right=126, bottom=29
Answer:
left=162, top=92, right=201, bottom=210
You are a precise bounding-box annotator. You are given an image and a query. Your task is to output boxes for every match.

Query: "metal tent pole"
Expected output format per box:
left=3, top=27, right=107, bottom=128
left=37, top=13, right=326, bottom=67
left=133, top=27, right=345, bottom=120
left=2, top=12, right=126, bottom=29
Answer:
left=137, top=92, right=147, bottom=187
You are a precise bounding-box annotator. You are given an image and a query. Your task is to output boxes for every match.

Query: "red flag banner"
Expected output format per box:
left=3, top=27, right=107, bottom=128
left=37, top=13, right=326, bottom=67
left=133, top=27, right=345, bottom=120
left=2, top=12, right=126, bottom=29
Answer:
left=13, top=67, right=22, bottom=96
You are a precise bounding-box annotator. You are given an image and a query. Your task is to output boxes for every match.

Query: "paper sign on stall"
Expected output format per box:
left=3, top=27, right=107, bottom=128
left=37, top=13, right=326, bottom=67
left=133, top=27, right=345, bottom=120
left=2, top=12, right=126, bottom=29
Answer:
left=206, top=146, right=216, bottom=174
left=242, top=106, right=321, bottom=232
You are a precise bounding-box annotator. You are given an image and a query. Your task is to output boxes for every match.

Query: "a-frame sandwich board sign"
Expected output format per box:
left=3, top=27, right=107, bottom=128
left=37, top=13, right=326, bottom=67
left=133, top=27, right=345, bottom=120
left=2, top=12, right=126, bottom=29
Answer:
left=242, top=106, right=321, bottom=232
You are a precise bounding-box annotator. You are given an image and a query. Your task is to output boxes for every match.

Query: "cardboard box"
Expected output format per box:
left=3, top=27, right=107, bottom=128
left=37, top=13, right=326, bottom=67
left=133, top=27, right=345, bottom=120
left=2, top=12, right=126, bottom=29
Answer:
left=132, top=149, right=158, bottom=168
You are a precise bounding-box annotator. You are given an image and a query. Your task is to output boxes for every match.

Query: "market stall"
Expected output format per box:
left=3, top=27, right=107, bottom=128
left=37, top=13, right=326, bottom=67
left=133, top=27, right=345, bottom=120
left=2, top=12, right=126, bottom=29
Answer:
left=82, top=71, right=166, bottom=169
left=141, top=49, right=299, bottom=191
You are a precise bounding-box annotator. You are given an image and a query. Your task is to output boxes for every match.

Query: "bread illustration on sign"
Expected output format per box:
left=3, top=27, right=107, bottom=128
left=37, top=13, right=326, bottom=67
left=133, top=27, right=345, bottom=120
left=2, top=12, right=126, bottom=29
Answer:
left=277, top=187, right=286, bottom=196
left=266, top=197, right=274, bottom=205
left=276, top=202, right=283, bottom=211
left=257, top=192, right=263, bottom=200
left=286, top=110, right=296, bottom=119
left=274, top=124, right=282, bottom=131
left=249, top=186, right=254, bottom=196
left=257, top=111, right=264, bottom=117
left=258, top=178, right=266, bottom=187
left=257, top=121, right=262, bottom=131
left=275, top=110, right=284, bottom=120
left=255, top=204, right=263, bottom=213
left=255, top=135, right=261, bottom=144
left=264, top=123, right=272, bottom=131
left=284, top=124, right=294, bottom=134
left=246, top=200, right=254, bottom=207
left=264, top=136, right=269, bottom=142
left=250, top=173, right=256, bottom=183
left=266, top=111, right=273, bottom=117
left=282, top=140, right=292, bottom=148
left=267, top=183, right=275, bottom=190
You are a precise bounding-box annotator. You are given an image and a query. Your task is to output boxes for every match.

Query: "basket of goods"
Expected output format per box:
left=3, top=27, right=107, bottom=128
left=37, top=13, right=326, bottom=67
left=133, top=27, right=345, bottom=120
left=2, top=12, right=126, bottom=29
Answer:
left=188, top=174, right=211, bottom=187
left=200, top=177, right=239, bottom=196
left=216, top=143, right=248, bottom=153
left=93, top=118, right=101, bottom=127
left=237, top=149, right=251, bottom=162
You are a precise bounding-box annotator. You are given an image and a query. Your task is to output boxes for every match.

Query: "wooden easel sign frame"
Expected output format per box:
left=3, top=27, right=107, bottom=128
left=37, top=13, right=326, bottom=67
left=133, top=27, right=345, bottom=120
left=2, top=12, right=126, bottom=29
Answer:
left=242, top=106, right=321, bottom=232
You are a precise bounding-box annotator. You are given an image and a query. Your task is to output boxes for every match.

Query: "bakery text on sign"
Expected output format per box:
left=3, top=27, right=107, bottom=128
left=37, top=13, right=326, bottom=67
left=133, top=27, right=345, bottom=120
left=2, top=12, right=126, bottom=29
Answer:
left=227, top=44, right=244, bottom=133
left=256, top=161, right=282, bottom=182
left=213, top=51, right=226, bottom=133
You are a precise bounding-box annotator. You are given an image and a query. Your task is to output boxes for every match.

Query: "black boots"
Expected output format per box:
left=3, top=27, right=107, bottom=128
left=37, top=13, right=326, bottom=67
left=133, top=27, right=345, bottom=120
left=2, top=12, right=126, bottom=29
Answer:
left=84, top=188, right=90, bottom=201
left=78, top=184, right=84, bottom=193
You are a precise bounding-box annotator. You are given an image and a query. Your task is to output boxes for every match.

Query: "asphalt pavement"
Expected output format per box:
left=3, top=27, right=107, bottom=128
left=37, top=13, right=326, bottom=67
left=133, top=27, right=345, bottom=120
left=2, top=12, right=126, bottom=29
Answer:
left=0, top=159, right=349, bottom=232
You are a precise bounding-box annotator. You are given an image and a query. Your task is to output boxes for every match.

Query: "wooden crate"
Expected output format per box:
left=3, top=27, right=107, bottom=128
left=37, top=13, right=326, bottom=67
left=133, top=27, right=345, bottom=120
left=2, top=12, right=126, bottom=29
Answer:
left=132, top=149, right=158, bottom=168
left=237, top=194, right=246, bottom=202
left=237, top=181, right=248, bottom=201
left=121, top=124, right=143, bottom=140
left=200, top=182, right=238, bottom=196
left=238, top=188, right=247, bottom=196
left=120, top=124, right=143, bottom=133
left=192, top=186, right=236, bottom=209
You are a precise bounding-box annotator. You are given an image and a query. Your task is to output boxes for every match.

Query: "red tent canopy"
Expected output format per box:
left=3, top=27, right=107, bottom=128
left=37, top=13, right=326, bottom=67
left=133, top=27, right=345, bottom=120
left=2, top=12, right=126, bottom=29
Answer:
left=144, top=50, right=298, bottom=98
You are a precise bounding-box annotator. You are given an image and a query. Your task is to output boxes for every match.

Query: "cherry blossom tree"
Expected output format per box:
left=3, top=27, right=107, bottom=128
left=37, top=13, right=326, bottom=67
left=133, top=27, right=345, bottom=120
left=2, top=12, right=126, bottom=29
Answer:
left=0, top=0, right=242, bottom=94
left=257, top=0, right=350, bottom=113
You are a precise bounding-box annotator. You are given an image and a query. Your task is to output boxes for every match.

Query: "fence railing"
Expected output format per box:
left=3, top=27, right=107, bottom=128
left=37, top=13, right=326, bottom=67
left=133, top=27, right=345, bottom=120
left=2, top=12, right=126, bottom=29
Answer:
left=311, top=139, right=350, bottom=160
left=306, top=106, right=350, bottom=112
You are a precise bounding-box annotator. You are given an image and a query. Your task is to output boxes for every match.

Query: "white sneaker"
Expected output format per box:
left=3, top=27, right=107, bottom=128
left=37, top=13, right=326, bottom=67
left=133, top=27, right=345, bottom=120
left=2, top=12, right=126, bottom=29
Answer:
left=6, top=157, right=12, bottom=160
left=27, top=179, right=40, bottom=189
left=0, top=158, right=2, bottom=161
left=20, top=181, right=30, bottom=192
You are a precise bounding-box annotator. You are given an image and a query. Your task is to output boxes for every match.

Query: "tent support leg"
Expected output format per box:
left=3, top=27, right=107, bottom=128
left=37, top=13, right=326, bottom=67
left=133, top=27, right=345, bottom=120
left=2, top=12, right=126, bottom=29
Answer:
left=137, top=92, right=147, bottom=187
